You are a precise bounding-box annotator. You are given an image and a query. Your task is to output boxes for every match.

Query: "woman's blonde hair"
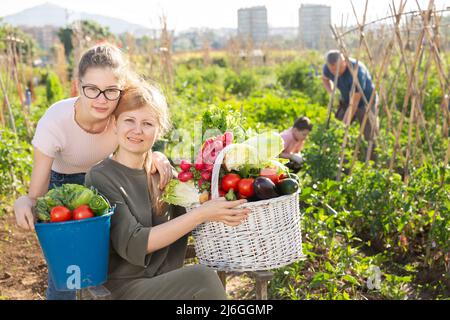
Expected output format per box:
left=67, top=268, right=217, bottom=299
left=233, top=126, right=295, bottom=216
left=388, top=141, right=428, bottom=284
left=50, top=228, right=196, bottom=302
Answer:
left=114, top=79, right=171, bottom=216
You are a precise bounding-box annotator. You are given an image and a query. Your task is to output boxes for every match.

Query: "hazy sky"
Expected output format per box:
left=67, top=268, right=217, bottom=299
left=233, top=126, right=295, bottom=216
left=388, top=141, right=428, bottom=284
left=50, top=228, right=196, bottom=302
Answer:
left=1, top=0, right=449, bottom=30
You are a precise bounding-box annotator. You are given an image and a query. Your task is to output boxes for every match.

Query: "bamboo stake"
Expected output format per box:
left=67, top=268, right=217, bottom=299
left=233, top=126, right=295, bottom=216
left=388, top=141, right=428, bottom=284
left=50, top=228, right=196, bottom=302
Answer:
left=340, top=8, right=449, bottom=37
left=332, top=0, right=371, bottom=180
left=325, top=56, right=341, bottom=129
left=348, top=0, right=400, bottom=169
left=388, top=1, right=426, bottom=173
left=0, top=72, right=17, bottom=137
left=415, top=51, right=436, bottom=164
left=11, top=38, right=33, bottom=139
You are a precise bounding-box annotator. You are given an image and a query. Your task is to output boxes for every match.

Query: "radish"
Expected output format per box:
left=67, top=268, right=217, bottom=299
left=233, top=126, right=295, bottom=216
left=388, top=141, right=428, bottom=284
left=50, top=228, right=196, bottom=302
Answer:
left=179, top=159, right=192, bottom=172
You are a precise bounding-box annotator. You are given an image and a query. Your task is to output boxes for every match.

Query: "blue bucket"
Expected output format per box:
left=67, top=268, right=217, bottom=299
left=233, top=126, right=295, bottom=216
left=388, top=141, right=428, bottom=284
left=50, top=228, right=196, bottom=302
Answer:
left=35, top=209, right=114, bottom=291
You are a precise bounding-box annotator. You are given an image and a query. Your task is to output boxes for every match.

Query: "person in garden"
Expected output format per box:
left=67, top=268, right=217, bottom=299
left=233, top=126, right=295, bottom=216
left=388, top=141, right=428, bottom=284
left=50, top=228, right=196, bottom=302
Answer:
left=321, top=50, right=379, bottom=160
left=85, top=79, right=250, bottom=300
left=13, top=43, right=174, bottom=300
left=279, top=116, right=312, bottom=171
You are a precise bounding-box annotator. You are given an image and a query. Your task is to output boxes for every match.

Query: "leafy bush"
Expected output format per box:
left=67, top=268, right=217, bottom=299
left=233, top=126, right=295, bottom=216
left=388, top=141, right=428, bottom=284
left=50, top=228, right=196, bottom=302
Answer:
left=45, top=71, right=65, bottom=105
left=0, top=129, right=32, bottom=199
left=224, top=70, right=257, bottom=97
left=277, top=59, right=328, bottom=105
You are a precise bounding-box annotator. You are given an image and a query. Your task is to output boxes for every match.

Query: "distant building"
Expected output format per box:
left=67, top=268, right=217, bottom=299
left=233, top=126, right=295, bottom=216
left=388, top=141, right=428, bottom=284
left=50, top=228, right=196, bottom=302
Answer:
left=237, top=6, right=268, bottom=44
left=19, top=25, right=59, bottom=50
left=298, top=4, right=333, bottom=50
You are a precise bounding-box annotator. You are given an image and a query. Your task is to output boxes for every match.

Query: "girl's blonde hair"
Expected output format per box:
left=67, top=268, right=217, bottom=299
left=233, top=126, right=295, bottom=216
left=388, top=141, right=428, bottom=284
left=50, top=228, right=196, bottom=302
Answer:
left=114, top=79, right=171, bottom=216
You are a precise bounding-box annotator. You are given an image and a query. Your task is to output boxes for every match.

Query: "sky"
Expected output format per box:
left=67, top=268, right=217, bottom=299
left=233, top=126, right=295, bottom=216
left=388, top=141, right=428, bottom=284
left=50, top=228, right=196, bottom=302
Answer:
left=0, top=0, right=449, bottom=31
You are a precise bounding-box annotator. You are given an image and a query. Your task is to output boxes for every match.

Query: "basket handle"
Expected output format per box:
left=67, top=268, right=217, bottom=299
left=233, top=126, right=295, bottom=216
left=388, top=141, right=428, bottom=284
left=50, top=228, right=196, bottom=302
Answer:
left=210, top=144, right=239, bottom=199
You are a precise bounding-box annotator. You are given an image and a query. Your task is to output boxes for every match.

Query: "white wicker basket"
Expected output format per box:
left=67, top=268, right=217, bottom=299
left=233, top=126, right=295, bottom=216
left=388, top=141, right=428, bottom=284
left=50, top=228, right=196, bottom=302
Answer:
left=187, top=144, right=305, bottom=272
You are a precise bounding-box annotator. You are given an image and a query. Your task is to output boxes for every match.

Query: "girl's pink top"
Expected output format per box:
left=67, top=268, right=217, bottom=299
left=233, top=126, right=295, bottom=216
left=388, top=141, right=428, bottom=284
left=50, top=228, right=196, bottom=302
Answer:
left=280, top=128, right=304, bottom=154
left=31, top=97, right=118, bottom=174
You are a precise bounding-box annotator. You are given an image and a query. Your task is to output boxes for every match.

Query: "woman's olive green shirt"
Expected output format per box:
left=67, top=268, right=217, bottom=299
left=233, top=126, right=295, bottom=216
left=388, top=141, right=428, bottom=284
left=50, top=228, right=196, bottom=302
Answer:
left=85, top=157, right=188, bottom=281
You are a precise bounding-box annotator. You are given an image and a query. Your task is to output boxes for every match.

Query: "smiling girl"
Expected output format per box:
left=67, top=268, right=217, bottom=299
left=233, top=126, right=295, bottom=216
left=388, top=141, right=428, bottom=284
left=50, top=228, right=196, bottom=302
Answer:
left=84, top=80, right=250, bottom=300
left=13, top=43, right=173, bottom=300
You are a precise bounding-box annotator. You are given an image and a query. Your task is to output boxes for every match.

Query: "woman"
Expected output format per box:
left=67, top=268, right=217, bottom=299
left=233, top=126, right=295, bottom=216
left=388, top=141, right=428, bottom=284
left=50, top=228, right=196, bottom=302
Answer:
left=13, top=43, right=174, bottom=300
left=85, top=80, right=250, bottom=300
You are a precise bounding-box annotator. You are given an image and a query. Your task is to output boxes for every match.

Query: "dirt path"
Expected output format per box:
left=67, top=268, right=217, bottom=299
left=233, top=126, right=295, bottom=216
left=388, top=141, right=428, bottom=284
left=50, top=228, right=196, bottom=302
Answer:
left=0, top=211, right=254, bottom=300
left=0, top=213, right=47, bottom=300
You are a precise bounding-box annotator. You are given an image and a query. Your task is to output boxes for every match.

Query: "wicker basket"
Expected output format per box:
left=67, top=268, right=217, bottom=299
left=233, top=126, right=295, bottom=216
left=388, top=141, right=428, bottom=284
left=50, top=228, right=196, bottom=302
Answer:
left=187, top=144, right=305, bottom=272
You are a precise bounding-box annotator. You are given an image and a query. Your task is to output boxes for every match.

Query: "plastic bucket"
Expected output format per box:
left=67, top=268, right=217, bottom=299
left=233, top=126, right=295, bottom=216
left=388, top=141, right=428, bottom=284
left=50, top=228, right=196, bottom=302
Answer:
left=35, top=209, right=114, bottom=291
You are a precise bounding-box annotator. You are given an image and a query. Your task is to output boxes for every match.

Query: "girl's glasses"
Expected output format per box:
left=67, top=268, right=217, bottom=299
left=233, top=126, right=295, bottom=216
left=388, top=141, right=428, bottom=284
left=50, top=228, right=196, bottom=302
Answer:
left=81, top=85, right=122, bottom=101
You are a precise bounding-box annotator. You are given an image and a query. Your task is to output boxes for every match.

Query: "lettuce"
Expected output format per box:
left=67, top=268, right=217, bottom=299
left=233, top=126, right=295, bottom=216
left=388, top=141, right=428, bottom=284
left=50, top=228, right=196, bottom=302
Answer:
left=162, top=180, right=200, bottom=207
left=34, top=184, right=110, bottom=222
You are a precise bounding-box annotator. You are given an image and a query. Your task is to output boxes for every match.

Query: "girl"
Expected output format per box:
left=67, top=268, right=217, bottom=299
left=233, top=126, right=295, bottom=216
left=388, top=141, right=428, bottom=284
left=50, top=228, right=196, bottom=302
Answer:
left=85, top=80, right=250, bottom=299
left=13, top=43, right=173, bottom=300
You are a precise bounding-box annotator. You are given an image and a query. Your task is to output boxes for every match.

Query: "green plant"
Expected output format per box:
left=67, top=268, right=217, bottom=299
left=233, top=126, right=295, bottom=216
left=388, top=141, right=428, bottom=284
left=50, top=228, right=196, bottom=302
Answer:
left=224, top=70, right=257, bottom=97
left=45, top=71, right=65, bottom=105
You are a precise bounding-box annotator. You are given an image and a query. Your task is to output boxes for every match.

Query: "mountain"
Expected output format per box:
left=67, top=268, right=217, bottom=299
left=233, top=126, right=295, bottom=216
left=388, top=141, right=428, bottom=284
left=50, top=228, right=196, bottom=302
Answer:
left=1, top=2, right=155, bottom=36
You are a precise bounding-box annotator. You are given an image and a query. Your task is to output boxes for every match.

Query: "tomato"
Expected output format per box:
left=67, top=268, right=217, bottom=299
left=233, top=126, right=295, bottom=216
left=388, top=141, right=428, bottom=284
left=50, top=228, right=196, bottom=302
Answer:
left=221, top=173, right=241, bottom=192
left=179, top=160, right=192, bottom=172
left=201, top=170, right=212, bottom=181
left=73, top=205, right=94, bottom=220
left=260, top=168, right=280, bottom=185
left=238, top=178, right=255, bottom=198
left=178, top=171, right=194, bottom=182
left=50, top=206, right=72, bottom=222
left=238, top=193, right=248, bottom=200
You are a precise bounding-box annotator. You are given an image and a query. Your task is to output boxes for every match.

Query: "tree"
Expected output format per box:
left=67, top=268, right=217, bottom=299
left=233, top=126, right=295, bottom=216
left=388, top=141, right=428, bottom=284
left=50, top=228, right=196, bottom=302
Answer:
left=57, top=20, right=116, bottom=58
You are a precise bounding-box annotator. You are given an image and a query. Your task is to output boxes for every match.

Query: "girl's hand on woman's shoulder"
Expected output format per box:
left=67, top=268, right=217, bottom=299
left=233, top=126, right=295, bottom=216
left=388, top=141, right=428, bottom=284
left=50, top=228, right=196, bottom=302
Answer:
left=150, top=151, right=173, bottom=189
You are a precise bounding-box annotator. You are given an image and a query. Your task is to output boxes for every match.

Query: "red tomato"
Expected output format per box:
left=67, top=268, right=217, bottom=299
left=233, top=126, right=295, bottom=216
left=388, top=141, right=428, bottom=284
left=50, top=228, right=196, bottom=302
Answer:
left=238, top=193, right=248, bottom=200
left=179, top=160, right=192, bottom=172
left=73, top=205, right=94, bottom=220
left=260, top=168, right=280, bottom=184
left=201, top=170, right=212, bottom=181
left=50, top=206, right=72, bottom=222
left=238, top=178, right=255, bottom=198
left=178, top=171, right=194, bottom=182
left=221, top=173, right=241, bottom=192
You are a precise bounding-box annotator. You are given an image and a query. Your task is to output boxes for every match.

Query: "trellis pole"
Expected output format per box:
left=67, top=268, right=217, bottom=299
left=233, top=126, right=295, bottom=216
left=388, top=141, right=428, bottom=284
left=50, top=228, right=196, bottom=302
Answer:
left=388, top=1, right=428, bottom=174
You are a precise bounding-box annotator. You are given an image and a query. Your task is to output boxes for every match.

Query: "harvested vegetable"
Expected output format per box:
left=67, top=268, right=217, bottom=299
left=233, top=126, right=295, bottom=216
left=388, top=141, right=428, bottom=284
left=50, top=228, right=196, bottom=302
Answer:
left=162, top=180, right=200, bottom=207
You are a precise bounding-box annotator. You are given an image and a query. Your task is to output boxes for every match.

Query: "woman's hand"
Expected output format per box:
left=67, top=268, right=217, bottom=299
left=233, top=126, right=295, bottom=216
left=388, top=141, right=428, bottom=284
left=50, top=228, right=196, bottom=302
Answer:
left=14, top=196, right=36, bottom=231
left=194, top=198, right=251, bottom=227
left=150, top=151, right=173, bottom=189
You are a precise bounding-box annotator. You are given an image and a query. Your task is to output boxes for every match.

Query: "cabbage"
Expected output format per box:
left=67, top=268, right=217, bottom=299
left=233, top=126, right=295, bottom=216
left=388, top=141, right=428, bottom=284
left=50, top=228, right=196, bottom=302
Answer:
left=64, top=184, right=95, bottom=211
left=89, top=193, right=110, bottom=216
left=243, top=131, right=284, bottom=163
left=162, top=180, right=200, bottom=207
